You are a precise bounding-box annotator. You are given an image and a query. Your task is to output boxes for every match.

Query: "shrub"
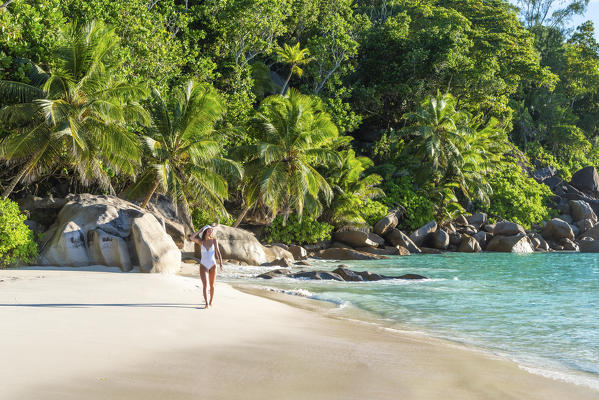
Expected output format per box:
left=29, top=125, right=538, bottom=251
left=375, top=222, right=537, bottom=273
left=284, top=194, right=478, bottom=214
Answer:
left=360, top=199, right=389, bottom=226
left=191, top=208, right=234, bottom=229
left=264, top=215, right=334, bottom=245
left=379, top=176, right=435, bottom=231
left=0, top=198, right=38, bottom=266
left=483, top=164, right=557, bottom=228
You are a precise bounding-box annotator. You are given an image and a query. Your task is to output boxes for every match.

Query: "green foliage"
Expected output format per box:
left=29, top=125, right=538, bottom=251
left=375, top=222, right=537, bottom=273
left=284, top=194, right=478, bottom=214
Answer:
left=0, top=198, right=38, bottom=266
left=483, top=164, right=557, bottom=228
left=239, top=89, right=340, bottom=218
left=125, top=80, right=242, bottom=213
left=381, top=180, right=435, bottom=231
left=325, top=149, right=384, bottom=228
left=191, top=208, right=234, bottom=229
left=264, top=215, right=333, bottom=245
left=360, top=199, right=388, bottom=226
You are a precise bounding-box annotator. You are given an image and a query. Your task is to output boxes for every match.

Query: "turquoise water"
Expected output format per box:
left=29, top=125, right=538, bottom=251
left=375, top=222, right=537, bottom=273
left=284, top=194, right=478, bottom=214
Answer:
left=221, top=253, right=599, bottom=388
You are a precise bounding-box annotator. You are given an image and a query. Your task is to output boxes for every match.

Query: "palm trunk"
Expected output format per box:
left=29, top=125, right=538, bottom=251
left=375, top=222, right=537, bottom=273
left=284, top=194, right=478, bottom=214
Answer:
left=141, top=178, right=160, bottom=209
left=233, top=204, right=251, bottom=228
left=2, top=157, right=37, bottom=198
left=280, top=69, right=293, bottom=95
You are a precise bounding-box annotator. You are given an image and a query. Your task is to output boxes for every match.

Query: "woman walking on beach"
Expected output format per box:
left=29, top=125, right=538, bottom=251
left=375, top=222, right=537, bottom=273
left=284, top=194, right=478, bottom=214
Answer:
left=190, top=226, right=223, bottom=308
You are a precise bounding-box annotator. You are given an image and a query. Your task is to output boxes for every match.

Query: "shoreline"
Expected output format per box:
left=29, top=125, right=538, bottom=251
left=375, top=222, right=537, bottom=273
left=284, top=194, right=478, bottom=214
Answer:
left=1, top=266, right=598, bottom=399
left=233, top=280, right=599, bottom=392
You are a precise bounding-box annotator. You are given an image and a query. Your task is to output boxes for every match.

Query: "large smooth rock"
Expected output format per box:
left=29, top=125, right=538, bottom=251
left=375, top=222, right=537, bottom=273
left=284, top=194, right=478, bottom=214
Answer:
left=292, top=271, right=344, bottom=281
left=145, top=194, right=193, bottom=249
left=473, top=231, right=489, bottom=248
left=579, top=238, right=599, bottom=252
left=384, top=229, right=421, bottom=253
left=570, top=166, right=599, bottom=193
left=486, top=234, right=534, bottom=253
left=579, top=224, right=599, bottom=240
left=214, top=225, right=293, bottom=265
left=466, top=213, right=488, bottom=229
left=355, top=246, right=401, bottom=256
left=431, top=229, right=449, bottom=250
left=334, top=229, right=385, bottom=248
left=288, top=245, right=308, bottom=260
left=559, top=238, right=579, bottom=251
left=484, top=221, right=525, bottom=236
left=131, top=214, right=181, bottom=273
left=18, top=195, right=66, bottom=227
left=541, top=218, right=575, bottom=241
left=264, top=245, right=294, bottom=264
left=576, top=218, right=595, bottom=234
left=373, top=213, right=398, bottom=236
left=38, top=194, right=181, bottom=272
left=410, top=221, right=437, bottom=247
left=87, top=229, right=132, bottom=271
left=458, top=235, right=481, bottom=253
left=315, top=248, right=388, bottom=260
left=569, top=200, right=598, bottom=224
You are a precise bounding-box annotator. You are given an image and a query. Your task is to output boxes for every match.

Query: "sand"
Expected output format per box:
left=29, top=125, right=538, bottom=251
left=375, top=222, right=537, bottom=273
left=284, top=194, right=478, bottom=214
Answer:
left=0, top=266, right=597, bottom=400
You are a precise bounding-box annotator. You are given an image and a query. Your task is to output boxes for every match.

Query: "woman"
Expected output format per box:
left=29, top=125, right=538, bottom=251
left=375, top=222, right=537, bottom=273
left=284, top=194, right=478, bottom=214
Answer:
left=190, top=225, right=223, bottom=308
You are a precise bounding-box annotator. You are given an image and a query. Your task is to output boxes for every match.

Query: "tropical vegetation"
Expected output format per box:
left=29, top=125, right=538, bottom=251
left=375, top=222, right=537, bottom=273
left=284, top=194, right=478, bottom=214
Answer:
left=2, top=0, right=599, bottom=256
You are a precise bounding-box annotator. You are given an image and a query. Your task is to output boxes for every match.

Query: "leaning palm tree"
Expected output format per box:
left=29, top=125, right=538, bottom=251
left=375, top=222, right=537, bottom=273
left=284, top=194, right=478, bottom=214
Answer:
left=125, top=80, right=241, bottom=219
left=233, top=89, right=340, bottom=227
left=0, top=21, right=147, bottom=198
left=276, top=42, right=312, bottom=95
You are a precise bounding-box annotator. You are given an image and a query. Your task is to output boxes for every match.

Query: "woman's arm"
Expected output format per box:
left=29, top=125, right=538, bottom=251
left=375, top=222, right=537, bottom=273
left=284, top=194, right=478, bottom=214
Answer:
left=189, top=231, right=202, bottom=245
left=215, top=239, right=224, bottom=270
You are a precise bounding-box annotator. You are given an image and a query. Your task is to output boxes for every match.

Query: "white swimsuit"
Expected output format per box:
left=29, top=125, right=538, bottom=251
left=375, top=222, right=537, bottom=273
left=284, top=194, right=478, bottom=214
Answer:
left=200, top=242, right=217, bottom=270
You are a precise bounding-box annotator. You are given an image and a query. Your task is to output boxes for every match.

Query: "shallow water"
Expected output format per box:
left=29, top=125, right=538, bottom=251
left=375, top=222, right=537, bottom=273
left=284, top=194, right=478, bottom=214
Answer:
left=218, top=253, right=599, bottom=388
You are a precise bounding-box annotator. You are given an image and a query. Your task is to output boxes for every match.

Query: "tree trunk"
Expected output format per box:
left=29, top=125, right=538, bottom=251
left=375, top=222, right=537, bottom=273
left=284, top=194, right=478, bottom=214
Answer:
left=280, top=69, right=293, bottom=95
left=233, top=204, right=251, bottom=228
left=141, top=178, right=160, bottom=209
left=2, top=157, right=37, bottom=198
left=0, top=0, right=15, bottom=10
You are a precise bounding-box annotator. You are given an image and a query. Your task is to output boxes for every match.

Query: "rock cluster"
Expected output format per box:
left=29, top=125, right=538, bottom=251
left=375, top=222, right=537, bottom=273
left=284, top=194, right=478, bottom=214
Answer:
left=33, top=194, right=181, bottom=272
left=257, top=266, right=428, bottom=281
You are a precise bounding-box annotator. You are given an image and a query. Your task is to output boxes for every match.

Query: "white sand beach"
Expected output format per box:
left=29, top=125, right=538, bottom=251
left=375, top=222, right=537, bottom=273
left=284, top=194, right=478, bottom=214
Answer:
left=0, top=267, right=597, bottom=400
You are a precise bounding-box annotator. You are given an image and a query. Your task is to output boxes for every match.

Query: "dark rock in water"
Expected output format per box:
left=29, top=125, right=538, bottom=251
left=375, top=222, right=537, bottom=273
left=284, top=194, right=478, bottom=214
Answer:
left=420, top=247, right=443, bottom=254
left=332, top=267, right=365, bottom=281
left=266, top=258, right=293, bottom=267
left=559, top=238, right=579, bottom=251
left=292, top=271, right=344, bottom=281
left=295, top=260, right=312, bottom=266
left=570, top=166, right=599, bottom=194
left=257, top=269, right=292, bottom=279
left=257, top=265, right=428, bottom=282
left=579, top=238, right=599, bottom=252
left=397, top=273, right=428, bottom=280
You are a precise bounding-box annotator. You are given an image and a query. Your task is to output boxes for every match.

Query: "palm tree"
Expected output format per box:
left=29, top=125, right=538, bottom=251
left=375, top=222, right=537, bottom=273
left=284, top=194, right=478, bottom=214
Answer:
left=326, top=149, right=385, bottom=227
left=233, top=89, right=340, bottom=227
left=401, top=92, right=468, bottom=180
left=0, top=21, right=147, bottom=198
left=125, top=80, right=241, bottom=219
left=276, top=42, right=312, bottom=95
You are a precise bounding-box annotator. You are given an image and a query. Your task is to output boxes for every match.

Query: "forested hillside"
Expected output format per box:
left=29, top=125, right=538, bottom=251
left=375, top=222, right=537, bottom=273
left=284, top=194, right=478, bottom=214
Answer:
left=1, top=0, right=597, bottom=244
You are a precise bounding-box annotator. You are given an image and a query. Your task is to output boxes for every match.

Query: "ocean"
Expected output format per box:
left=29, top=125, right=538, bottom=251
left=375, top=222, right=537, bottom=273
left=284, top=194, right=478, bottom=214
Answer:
left=219, top=252, right=599, bottom=390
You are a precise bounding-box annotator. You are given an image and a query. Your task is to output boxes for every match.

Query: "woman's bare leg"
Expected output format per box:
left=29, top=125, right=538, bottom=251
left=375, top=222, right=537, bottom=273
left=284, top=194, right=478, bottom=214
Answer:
left=208, top=266, right=216, bottom=306
left=200, top=266, right=209, bottom=307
